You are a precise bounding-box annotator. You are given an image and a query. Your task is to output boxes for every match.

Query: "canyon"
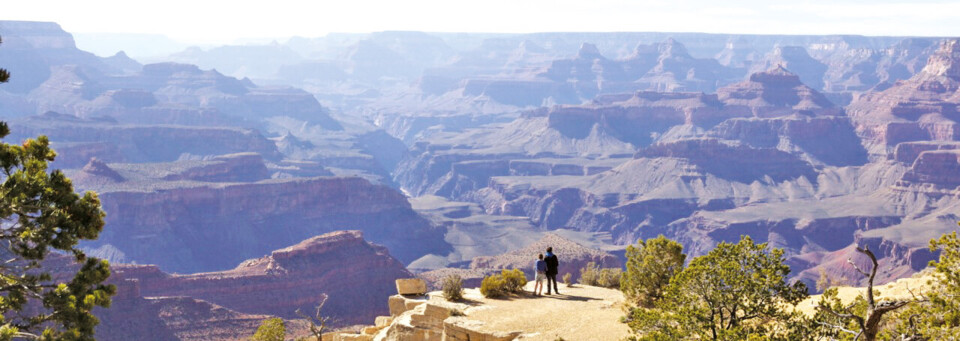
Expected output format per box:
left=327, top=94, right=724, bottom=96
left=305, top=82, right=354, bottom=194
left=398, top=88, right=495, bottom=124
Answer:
left=3, top=20, right=960, bottom=338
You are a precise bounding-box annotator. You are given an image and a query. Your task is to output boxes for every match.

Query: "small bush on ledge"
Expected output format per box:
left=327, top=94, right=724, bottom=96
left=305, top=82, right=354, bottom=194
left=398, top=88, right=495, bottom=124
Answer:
left=480, top=269, right=528, bottom=298
left=579, top=262, right=621, bottom=288
left=442, top=274, right=464, bottom=301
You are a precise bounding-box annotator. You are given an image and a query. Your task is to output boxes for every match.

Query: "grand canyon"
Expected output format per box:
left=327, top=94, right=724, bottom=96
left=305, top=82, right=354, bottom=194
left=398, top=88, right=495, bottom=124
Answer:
left=2, top=15, right=960, bottom=339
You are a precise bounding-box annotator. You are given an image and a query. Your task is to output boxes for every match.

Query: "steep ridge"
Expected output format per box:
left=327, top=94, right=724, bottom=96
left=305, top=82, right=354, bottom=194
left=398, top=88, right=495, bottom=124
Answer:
left=24, top=62, right=342, bottom=129
left=67, top=158, right=448, bottom=272
left=110, top=231, right=413, bottom=326
left=456, top=39, right=742, bottom=107
left=6, top=112, right=282, bottom=167
left=397, top=67, right=859, bottom=198
left=0, top=21, right=139, bottom=94
left=820, top=38, right=938, bottom=93
left=1, top=20, right=404, bottom=183
left=848, top=39, right=960, bottom=158
left=95, top=281, right=277, bottom=341
left=750, top=46, right=828, bottom=91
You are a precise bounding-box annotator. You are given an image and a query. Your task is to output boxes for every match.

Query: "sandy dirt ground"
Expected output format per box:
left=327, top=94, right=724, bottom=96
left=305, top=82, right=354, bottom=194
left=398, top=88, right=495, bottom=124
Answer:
left=449, top=282, right=631, bottom=341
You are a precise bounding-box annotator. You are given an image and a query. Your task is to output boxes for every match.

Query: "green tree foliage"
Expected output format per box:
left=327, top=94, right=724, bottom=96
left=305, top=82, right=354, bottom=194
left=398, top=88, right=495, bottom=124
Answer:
left=923, top=230, right=960, bottom=335
left=881, top=230, right=960, bottom=339
left=625, top=236, right=809, bottom=340
left=0, top=37, right=9, bottom=83
left=251, top=318, right=285, bottom=341
left=620, top=235, right=686, bottom=308
left=0, top=39, right=115, bottom=341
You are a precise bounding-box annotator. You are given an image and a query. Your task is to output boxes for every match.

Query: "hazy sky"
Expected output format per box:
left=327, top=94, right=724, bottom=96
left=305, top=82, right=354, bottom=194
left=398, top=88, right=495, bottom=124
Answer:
left=6, top=0, right=960, bottom=44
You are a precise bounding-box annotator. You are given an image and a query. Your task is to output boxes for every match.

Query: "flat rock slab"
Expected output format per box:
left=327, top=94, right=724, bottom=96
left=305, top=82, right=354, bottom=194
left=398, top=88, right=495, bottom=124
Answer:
left=396, top=278, right=428, bottom=295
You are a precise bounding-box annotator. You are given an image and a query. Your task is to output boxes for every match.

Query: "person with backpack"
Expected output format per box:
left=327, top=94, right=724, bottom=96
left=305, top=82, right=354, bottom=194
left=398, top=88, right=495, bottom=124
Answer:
left=544, top=247, right=560, bottom=295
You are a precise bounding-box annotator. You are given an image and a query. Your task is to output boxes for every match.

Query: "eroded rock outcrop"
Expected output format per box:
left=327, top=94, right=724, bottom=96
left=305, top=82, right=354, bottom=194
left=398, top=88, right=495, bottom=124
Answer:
left=96, top=282, right=278, bottom=341
left=848, top=39, right=960, bottom=158
left=892, top=140, right=960, bottom=164
left=718, top=65, right=841, bottom=117
left=897, top=149, right=960, bottom=190
left=111, top=231, right=413, bottom=325
left=636, top=138, right=818, bottom=183
left=8, top=112, right=282, bottom=165
left=71, top=168, right=448, bottom=272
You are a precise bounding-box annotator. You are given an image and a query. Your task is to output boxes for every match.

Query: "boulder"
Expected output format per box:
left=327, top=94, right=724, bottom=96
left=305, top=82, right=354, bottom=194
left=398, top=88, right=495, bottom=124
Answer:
left=396, top=278, right=428, bottom=295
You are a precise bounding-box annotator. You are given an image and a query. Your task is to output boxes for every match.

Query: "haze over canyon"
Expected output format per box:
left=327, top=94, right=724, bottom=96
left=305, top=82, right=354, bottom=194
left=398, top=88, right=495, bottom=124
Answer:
left=2, top=19, right=960, bottom=339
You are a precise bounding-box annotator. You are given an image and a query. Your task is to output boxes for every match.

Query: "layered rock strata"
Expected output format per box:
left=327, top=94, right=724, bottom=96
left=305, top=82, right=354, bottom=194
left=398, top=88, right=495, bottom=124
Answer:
left=110, top=231, right=414, bottom=326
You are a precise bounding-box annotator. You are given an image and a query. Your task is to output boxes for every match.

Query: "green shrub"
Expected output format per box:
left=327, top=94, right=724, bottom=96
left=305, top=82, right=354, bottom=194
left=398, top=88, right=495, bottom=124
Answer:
left=579, top=262, right=621, bottom=288
left=252, top=317, right=285, bottom=341
left=480, top=269, right=528, bottom=298
left=580, top=262, right=600, bottom=286
left=597, top=268, right=621, bottom=288
left=480, top=274, right=506, bottom=298
left=562, top=273, right=572, bottom=287
left=620, top=235, right=686, bottom=308
left=501, top=269, right=527, bottom=293
left=442, top=274, right=464, bottom=301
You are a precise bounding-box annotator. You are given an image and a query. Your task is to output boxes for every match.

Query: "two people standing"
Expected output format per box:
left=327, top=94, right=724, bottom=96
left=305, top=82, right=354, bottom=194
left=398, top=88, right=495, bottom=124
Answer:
left=534, top=247, right=560, bottom=296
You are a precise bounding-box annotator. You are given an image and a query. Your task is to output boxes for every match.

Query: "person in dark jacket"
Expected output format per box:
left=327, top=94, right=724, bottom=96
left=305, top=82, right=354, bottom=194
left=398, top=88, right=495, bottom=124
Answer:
left=544, top=247, right=560, bottom=295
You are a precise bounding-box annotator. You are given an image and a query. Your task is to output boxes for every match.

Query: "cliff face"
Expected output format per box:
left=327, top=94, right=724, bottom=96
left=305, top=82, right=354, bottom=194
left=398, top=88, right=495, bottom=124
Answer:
left=717, top=65, right=841, bottom=117
left=892, top=141, right=960, bottom=164
left=821, top=38, right=937, bottom=93
left=848, top=39, right=960, bottom=158
left=0, top=21, right=138, bottom=94
left=81, top=175, right=447, bottom=273
left=707, top=115, right=868, bottom=166
left=22, top=61, right=342, bottom=130
left=750, top=46, right=828, bottom=91
left=898, top=149, right=960, bottom=189
left=94, top=231, right=407, bottom=339
left=455, top=39, right=742, bottom=107
left=95, top=290, right=274, bottom=341
left=396, top=67, right=848, bottom=199
left=636, top=138, right=818, bottom=183
left=7, top=113, right=282, bottom=167
left=110, top=231, right=413, bottom=325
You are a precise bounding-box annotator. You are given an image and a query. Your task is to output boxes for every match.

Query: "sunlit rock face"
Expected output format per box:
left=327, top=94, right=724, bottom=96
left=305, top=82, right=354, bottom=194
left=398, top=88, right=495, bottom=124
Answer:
left=848, top=39, right=960, bottom=158
left=96, top=231, right=411, bottom=340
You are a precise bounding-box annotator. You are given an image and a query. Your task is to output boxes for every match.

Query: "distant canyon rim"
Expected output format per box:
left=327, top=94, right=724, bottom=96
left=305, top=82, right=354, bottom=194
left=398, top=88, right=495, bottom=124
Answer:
left=1, top=20, right=960, bottom=339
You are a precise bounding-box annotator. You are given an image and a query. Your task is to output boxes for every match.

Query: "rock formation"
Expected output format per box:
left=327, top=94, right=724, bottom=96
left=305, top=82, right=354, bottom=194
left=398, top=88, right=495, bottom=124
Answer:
left=7, top=112, right=282, bottom=167
left=110, top=231, right=413, bottom=325
left=847, top=39, right=960, bottom=158
left=72, top=166, right=448, bottom=272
